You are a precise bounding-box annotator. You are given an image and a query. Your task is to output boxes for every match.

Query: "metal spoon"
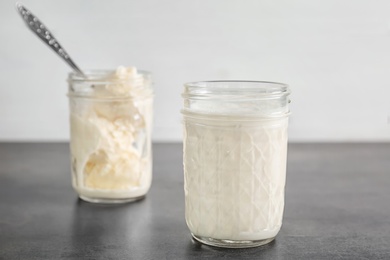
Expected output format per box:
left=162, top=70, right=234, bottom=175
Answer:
left=16, top=2, right=86, bottom=77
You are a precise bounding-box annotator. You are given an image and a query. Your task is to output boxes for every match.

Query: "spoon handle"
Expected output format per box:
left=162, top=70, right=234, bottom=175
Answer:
left=16, top=3, right=85, bottom=77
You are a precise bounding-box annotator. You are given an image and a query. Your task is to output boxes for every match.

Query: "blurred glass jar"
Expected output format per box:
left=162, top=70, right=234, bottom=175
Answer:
left=67, top=68, right=153, bottom=203
left=182, top=81, right=291, bottom=248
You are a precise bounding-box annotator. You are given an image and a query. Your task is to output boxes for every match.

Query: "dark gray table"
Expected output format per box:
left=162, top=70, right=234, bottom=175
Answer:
left=0, top=143, right=389, bottom=259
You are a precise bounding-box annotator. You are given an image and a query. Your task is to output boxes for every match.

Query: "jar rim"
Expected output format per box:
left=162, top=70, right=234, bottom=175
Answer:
left=185, top=80, right=288, bottom=87
left=183, top=80, right=290, bottom=99
left=68, top=69, right=151, bottom=83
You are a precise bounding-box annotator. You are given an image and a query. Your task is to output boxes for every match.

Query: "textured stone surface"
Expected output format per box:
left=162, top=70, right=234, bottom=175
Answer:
left=0, top=143, right=389, bottom=259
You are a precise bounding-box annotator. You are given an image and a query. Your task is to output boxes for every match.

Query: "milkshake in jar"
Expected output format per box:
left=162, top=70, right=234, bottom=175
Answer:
left=68, top=67, right=153, bottom=203
left=182, top=81, right=291, bottom=248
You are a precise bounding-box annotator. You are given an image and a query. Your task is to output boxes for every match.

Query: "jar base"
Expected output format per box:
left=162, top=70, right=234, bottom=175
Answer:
left=79, top=195, right=145, bottom=204
left=191, top=234, right=275, bottom=248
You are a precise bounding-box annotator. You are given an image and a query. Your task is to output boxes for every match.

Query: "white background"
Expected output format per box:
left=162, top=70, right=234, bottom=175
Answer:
left=1, top=0, right=389, bottom=142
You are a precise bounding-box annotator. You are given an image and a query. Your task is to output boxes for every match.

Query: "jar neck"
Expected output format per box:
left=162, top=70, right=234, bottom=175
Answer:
left=182, top=81, right=291, bottom=118
left=68, top=70, right=153, bottom=99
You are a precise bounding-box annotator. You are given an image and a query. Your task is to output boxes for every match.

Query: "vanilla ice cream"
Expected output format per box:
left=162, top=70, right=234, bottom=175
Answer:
left=68, top=67, right=153, bottom=203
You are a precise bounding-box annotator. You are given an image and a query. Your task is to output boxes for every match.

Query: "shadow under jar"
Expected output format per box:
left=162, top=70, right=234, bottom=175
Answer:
left=182, top=81, right=291, bottom=248
left=68, top=70, right=153, bottom=204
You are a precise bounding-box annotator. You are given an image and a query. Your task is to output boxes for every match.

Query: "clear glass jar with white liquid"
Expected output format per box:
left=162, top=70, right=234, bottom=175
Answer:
left=182, top=81, right=291, bottom=248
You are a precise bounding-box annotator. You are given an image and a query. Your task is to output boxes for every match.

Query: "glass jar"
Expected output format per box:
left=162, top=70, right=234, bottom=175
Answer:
left=182, top=81, right=291, bottom=248
left=67, top=69, right=153, bottom=204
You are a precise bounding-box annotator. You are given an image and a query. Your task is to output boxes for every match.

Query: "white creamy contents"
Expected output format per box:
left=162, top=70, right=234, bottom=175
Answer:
left=69, top=66, right=152, bottom=200
left=184, top=117, right=288, bottom=241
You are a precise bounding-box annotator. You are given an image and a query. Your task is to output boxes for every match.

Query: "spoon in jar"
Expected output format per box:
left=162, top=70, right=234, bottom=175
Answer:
left=16, top=2, right=86, bottom=77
